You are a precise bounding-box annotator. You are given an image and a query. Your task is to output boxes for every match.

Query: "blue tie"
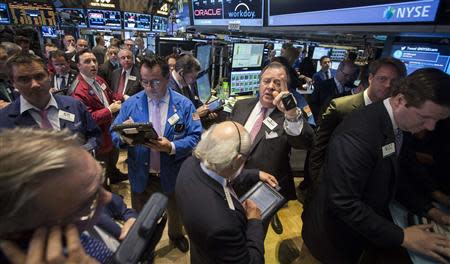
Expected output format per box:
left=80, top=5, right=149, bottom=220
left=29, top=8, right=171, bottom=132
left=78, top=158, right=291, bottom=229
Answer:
left=80, top=233, right=113, bottom=263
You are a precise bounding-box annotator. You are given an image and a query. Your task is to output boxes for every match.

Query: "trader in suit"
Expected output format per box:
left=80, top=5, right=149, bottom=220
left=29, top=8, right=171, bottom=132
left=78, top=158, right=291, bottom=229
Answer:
left=71, top=49, right=125, bottom=184
left=99, top=46, right=120, bottom=86
left=308, top=57, right=406, bottom=189
left=302, top=68, right=450, bottom=263
left=176, top=121, right=278, bottom=264
left=111, top=55, right=202, bottom=253
left=0, top=53, right=101, bottom=152
left=49, top=50, right=78, bottom=95
left=312, top=55, right=336, bottom=84
left=0, top=44, right=17, bottom=109
left=110, top=48, right=141, bottom=99
left=92, top=35, right=106, bottom=65
left=308, top=60, right=357, bottom=121
left=135, top=36, right=153, bottom=60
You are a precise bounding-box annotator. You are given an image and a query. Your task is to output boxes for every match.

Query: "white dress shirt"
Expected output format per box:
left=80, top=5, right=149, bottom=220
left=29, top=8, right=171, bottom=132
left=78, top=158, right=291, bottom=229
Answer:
left=20, top=94, right=60, bottom=129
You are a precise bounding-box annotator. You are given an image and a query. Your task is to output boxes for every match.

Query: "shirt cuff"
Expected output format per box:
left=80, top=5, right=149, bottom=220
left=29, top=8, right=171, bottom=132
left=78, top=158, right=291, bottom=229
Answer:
left=170, top=142, right=176, bottom=155
left=284, top=113, right=304, bottom=136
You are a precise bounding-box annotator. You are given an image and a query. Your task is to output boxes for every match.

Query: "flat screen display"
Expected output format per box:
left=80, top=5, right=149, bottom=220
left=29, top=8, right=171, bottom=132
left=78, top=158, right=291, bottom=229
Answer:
left=56, top=8, right=87, bottom=28
left=42, top=26, right=57, bottom=38
left=124, top=12, right=152, bottom=31
left=268, top=0, right=440, bottom=26
left=312, top=47, right=331, bottom=60
left=232, top=43, right=264, bottom=69
left=196, top=45, right=212, bottom=72
left=152, top=15, right=167, bottom=32
left=196, top=73, right=211, bottom=103
left=87, top=9, right=122, bottom=29
left=0, top=2, right=11, bottom=25
left=330, top=49, right=347, bottom=61
left=9, top=1, right=56, bottom=26
left=390, top=43, right=450, bottom=75
left=230, top=70, right=261, bottom=95
left=192, top=0, right=263, bottom=26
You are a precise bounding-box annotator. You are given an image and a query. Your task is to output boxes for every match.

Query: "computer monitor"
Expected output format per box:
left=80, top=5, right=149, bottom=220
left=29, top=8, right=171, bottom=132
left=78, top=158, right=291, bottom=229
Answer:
left=152, top=15, right=167, bottom=32
left=196, top=45, right=212, bottom=72
left=124, top=12, right=151, bottom=31
left=42, top=26, right=57, bottom=38
left=230, top=70, right=261, bottom=95
left=87, top=9, right=122, bottom=30
left=312, top=47, right=330, bottom=60
left=232, top=43, right=264, bottom=69
left=196, top=73, right=211, bottom=103
left=0, top=2, right=11, bottom=25
left=330, top=48, right=347, bottom=62
left=56, top=8, right=87, bottom=28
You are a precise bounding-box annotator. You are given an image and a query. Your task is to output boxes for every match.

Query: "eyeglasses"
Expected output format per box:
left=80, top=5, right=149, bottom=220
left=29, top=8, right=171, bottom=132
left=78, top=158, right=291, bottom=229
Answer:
left=141, top=79, right=161, bottom=88
left=339, top=68, right=354, bottom=79
left=261, top=78, right=282, bottom=88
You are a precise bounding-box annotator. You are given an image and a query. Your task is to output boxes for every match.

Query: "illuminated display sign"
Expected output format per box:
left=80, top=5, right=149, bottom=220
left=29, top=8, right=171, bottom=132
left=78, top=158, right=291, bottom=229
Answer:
left=152, top=15, right=168, bottom=32
left=124, top=12, right=152, bottom=31
left=9, top=1, right=56, bottom=26
left=87, top=9, right=121, bottom=29
left=56, top=8, right=87, bottom=28
left=89, top=0, right=116, bottom=9
left=268, top=0, right=440, bottom=26
left=0, top=2, right=11, bottom=25
left=192, top=0, right=263, bottom=26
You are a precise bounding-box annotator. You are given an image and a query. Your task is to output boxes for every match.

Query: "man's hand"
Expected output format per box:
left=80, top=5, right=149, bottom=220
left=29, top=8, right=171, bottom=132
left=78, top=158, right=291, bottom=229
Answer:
left=259, top=171, right=278, bottom=188
left=145, top=137, right=172, bottom=153
left=0, top=225, right=99, bottom=264
left=196, top=105, right=210, bottom=118
left=123, top=95, right=130, bottom=101
left=402, top=224, right=450, bottom=263
left=66, top=44, right=76, bottom=53
left=119, top=218, right=136, bottom=241
left=272, top=91, right=299, bottom=119
left=120, top=117, right=135, bottom=145
left=427, top=207, right=450, bottom=226
left=243, top=199, right=261, bottom=220
left=108, top=100, right=122, bottom=113
left=0, top=100, right=10, bottom=109
left=206, top=112, right=218, bottom=120
left=432, top=191, right=450, bottom=207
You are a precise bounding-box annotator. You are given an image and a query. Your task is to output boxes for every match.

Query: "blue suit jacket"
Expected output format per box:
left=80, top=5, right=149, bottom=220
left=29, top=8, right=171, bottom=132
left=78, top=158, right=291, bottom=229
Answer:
left=111, top=88, right=202, bottom=193
left=0, top=95, right=102, bottom=151
left=312, top=69, right=337, bottom=84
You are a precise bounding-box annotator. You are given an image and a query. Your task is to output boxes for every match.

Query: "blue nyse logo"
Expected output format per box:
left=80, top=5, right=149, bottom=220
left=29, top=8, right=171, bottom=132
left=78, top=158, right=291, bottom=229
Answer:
left=383, top=4, right=432, bottom=20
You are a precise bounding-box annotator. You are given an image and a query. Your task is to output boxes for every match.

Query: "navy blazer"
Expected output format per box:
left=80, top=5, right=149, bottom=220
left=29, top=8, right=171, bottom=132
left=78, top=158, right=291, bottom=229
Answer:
left=0, top=94, right=102, bottom=151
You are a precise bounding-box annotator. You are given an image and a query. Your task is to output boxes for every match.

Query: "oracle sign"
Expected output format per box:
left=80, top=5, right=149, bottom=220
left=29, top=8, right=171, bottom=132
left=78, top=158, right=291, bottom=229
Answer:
left=194, top=8, right=222, bottom=17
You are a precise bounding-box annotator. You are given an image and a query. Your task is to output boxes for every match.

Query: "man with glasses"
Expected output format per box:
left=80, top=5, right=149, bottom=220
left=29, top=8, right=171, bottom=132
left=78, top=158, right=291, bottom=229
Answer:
left=111, top=55, right=202, bottom=253
left=49, top=50, right=78, bottom=95
left=110, top=49, right=141, bottom=100
left=309, top=60, right=357, bottom=122
left=176, top=121, right=278, bottom=264
left=0, top=129, right=110, bottom=263
left=0, top=53, right=101, bottom=152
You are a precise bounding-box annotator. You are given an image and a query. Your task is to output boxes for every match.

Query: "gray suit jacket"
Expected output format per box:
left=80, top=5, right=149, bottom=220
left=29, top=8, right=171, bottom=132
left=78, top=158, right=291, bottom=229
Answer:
left=110, top=65, right=142, bottom=96
left=230, top=98, right=314, bottom=200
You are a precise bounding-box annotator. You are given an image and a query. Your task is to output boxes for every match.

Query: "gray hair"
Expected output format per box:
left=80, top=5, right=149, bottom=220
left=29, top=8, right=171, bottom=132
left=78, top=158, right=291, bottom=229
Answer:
left=1, top=42, right=22, bottom=57
left=0, top=129, right=81, bottom=234
left=193, top=123, right=251, bottom=172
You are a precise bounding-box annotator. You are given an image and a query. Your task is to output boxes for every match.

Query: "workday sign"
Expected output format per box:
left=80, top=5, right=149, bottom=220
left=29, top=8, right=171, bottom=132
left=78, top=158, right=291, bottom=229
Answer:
left=224, top=0, right=262, bottom=20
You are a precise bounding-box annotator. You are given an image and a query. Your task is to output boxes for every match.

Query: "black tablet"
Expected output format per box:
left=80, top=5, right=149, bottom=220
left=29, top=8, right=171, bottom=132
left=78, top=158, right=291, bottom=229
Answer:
left=111, top=122, right=158, bottom=145
left=239, top=181, right=286, bottom=221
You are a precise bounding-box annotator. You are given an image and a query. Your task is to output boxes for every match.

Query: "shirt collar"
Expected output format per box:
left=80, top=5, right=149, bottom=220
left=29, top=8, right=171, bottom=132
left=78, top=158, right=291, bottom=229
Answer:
left=122, top=67, right=132, bottom=75
left=147, top=89, right=170, bottom=105
left=363, top=89, right=372, bottom=106
left=20, top=94, right=58, bottom=114
left=383, top=98, right=399, bottom=131
left=200, top=162, right=227, bottom=187
left=80, top=73, right=96, bottom=86
left=256, top=100, right=275, bottom=115
left=171, top=71, right=184, bottom=88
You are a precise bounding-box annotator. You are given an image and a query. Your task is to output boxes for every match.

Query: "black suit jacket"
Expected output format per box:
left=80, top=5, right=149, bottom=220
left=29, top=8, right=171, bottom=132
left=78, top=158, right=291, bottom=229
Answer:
left=109, top=65, right=142, bottom=96
left=309, top=78, right=351, bottom=122
left=302, top=102, right=404, bottom=263
left=98, top=60, right=119, bottom=87
left=50, top=70, right=78, bottom=95
left=176, top=156, right=265, bottom=264
left=231, top=98, right=314, bottom=200
left=169, top=75, right=203, bottom=109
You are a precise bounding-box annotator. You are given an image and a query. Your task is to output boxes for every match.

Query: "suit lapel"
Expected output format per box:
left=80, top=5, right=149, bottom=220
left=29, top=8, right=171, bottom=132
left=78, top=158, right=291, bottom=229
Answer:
left=236, top=98, right=258, bottom=126
left=248, top=107, right=284, bottom=156
left=9, top=101, right=39, bottom=128
left=54, top=96, right=72, bottom=130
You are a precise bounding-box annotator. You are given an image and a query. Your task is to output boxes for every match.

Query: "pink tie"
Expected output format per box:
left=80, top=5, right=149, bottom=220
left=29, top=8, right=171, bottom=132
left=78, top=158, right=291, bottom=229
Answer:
left=150, top=100, right=161, bottom=172
left=250, top=107, right=267, bottom=141
left=39, top=109, right=53, bottom=129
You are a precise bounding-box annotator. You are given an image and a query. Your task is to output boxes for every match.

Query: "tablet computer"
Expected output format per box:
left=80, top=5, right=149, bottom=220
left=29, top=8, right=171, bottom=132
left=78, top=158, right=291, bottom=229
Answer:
left=239, top=181, right=285, bottom=221
left=207, top=98, right=224, bottom=112
left=111, top=122, right=158, bottom=145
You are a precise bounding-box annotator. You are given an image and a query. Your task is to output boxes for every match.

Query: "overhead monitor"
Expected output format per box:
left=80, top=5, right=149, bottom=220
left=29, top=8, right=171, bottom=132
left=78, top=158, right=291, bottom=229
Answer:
left=87, top=9, right=122, bottom=30
left=124, top=12, right=152, bottom=31
left=390, top=43, right=450, bottom=75
left=232, top=43, right=264, bottom=69
left=196, top=73, right=212, bottom=103
left=192, top=0, right=263, bottom=26
left=196, top=45, right=212, bottom=72
left=42, top=26, right=57, bottom=38
left=330, top=49, right=347, bottom=62
left=230, top=70, right=261, bottom=95
left=0, top=2, right=11, bottom=25
left=8, top=1, right=56, bottom=26
left=268, top=0, right=441, bottom=26
left=56, top=8, right=87, bottom=28
left=152, top=15, right=168, bottom=32
left=312, top=47, right=331, bottom=60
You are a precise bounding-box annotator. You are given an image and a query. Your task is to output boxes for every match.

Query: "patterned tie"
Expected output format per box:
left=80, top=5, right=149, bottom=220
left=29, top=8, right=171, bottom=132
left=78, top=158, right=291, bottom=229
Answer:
left=39, top=109, right=53, bottom=129
left=93, top=81, right=109, bottom=107
left=117, top=71, right=126, bottom=95
left=150, top=100, right=162, bottom=172
left=80, top=233, right=113, bottom=263
left=250, top=107, right=267, bottom=141
left=395, top=128, right=403, bottom=155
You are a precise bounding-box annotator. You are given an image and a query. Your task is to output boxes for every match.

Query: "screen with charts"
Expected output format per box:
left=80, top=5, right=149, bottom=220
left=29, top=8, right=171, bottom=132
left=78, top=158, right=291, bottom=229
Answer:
left=196, top=45, right=212, bottom=72
left=196, top=73, right=212, bottom=103
left=268, top=0, right=440, bottom=26
left=232, top=43, right=264, bottom=69
left=152, top=15, right=167, bottom=32
left=330, top=49, right=347, bottom=61
left=56, top=8, right=87, bottom=28
left=42, top=26, right=57, bottom=38
left=87, top=9, right=122, bottom=29
left=192, top=0, right=263, bottom=26
left=124, top=12, right=152, bottom=31
left=230, top=70, right=261, bottom=95
left=8, top=1, right=56, bottom=26
left=0, top=3, right=11, bottom=25
left=390, top=43, right=450, bottom=75
left=312, top=47, right=331, bottom=60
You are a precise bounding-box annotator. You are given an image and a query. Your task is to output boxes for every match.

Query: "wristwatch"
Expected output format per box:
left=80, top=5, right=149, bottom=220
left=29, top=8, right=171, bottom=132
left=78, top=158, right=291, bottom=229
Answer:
left=285, top=107, right=302, bottom=122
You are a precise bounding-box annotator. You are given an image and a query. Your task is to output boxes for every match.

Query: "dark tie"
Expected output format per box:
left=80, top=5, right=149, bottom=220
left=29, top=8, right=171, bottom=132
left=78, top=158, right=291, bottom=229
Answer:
left=80, top=233, right=113, bottom=263
left=325, top=71, right=331, bottom=80
left=395, top=128, right=403, bottom=155
left=250, top=107, right=267, bottom=141
left=39, top=109, right=53, bottom=129
left=117, top=71, right=126, bottom=95
left=59, top=76, right=67, bottom=90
